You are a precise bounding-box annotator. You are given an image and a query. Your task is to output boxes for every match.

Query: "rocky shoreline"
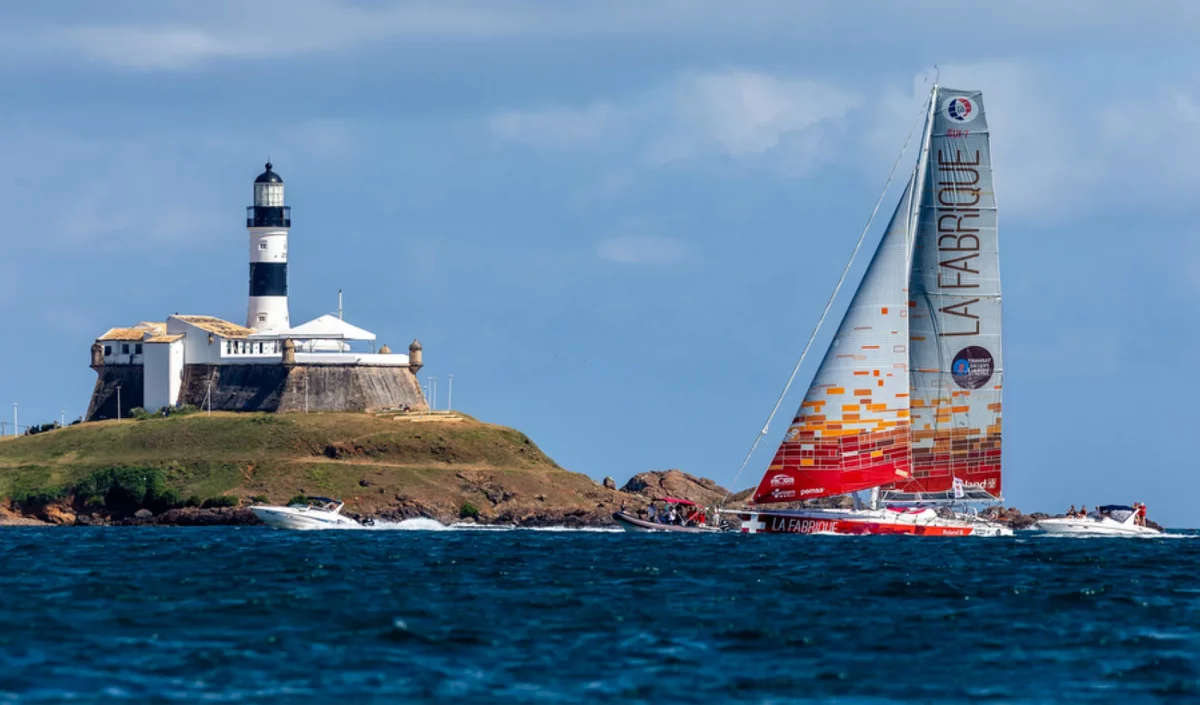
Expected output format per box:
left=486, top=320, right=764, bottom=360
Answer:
left=2, top=469, right=1134, bottom=531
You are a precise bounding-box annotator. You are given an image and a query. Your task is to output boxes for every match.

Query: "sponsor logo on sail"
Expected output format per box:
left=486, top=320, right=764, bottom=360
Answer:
left=944, top=96, right=977, bottom=123
left=799, top=487, right=825, bottom=496
left=950, top=346, right=994, bottom=389
left=770, top=489, right=797, bottom=499
left=770, top=474, right=795, bottom=487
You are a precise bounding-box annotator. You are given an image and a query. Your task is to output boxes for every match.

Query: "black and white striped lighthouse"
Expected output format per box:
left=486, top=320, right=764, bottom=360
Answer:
left=246, top=162, right=290, bottom=331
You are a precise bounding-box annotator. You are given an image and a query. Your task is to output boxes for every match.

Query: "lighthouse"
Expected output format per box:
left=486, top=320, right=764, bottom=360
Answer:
left=246, top=162, right=290, bottom=331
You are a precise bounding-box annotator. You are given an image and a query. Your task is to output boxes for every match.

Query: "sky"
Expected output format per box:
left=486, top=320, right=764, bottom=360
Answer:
left=2, top=0, right=1199, bottom=525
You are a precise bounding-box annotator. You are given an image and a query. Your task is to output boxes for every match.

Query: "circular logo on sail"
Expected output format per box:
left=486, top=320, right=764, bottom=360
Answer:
left=944, top=96, right=977, bottom=123
left=950, top=346, right=994, bottom=389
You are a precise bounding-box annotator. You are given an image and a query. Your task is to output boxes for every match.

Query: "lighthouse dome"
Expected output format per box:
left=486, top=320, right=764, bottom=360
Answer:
left=255, top=162, right=283, bottom=184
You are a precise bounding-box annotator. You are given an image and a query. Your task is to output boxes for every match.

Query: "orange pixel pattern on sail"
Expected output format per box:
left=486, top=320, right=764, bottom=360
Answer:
left=753, top=181, right=917, bottom=503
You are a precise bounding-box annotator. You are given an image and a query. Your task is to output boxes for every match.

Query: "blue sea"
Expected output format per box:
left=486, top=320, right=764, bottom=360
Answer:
left=1, top=526, right=1197, bottom=703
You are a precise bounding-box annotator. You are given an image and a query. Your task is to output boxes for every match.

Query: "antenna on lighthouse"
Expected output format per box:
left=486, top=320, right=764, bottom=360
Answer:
left=338, top=289, right=343, bottom=320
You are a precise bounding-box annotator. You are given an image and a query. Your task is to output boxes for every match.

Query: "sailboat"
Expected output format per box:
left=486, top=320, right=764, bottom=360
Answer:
left=731, top=85, right=1011, bottom=537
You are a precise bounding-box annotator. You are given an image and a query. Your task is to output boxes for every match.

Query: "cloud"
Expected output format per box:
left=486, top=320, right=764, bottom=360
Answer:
left=648, top=71, right=856, bottom=173
left=488, top=103, right=622, bottom=152
left=12, top=1, right=1200, bottom=71
left=0, top=118, right=366, bottom=253
left=8, top=0, right=1200, bottom=73
left=596, top=235, right=687, bottom=265
left=25, top=2, right=532, bottom=71
left=489, top=69, right=857, bottom=176
left=856, top=61, right=1200, bottom=222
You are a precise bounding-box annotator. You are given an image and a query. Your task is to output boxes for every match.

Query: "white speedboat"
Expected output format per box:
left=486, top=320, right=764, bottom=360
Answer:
left=1033, top=505, right=1160, bottom=537
left=251, top=497, right=361, bottom=530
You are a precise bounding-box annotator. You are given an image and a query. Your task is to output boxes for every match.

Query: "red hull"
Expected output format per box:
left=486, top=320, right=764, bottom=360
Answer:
left=735, top=511, right=978, bottom=537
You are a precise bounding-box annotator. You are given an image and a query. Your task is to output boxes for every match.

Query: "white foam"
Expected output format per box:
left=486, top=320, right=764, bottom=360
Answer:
left=364, top=518, right=451, bottom=531
left=354, top=519, right=623, bottom=532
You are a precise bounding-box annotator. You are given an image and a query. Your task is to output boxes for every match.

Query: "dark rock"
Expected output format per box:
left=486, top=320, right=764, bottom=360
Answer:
left=134, top=509, right=154, bottom=519
left=74, top=514, right=95, bottom=526
left=358, top=478, right=372, bottom=487
left=143, top=508, right=263, bottom=526
left=603, top=476, right=617, bottom=490
left=620, top=469, right=730, bottom=506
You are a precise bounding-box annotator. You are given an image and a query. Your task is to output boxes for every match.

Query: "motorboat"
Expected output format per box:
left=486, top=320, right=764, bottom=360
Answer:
left=251, top=496, right=361, bottom=530
left=1033, top=505, right=1161, bottom=537
left=613, top=497, right=726, bottom=533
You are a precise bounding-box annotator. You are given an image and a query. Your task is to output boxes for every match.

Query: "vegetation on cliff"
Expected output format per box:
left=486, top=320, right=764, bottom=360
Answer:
left=0, top=411, right=632, bottom=525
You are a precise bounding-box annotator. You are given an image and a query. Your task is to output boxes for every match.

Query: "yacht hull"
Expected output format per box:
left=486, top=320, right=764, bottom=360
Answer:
left=730, top=508, right=1013, bottom=537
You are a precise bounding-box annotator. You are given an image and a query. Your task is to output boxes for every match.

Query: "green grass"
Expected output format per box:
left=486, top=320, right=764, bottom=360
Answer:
left=0, top=412, right=603, bottom=517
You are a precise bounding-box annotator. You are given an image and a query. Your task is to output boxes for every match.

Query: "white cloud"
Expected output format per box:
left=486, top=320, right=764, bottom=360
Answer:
left=12, top=1, right=1200, bottom=71
left=641, top=71, right=856, bottom=176
left=489, top=69, right=857, bottom=176
left=0, top=119, right=365, bottom=251
left=596, top=235, right=688, bottom=265
left=858, top=61, right=1200, bottom=222
left=489, top=103, right=622, bottom=152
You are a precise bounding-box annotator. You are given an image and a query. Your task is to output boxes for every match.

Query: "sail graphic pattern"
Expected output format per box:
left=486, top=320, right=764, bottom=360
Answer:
left=752, top=182, right=916, bottom=503
left=903, top=88, right=1003, bottom=498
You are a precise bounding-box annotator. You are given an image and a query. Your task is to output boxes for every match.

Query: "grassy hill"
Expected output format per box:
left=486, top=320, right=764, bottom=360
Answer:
left=0, top=411, right=625, bottom=524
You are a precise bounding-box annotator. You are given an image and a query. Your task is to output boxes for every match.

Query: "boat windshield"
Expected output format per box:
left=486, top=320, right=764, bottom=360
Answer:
left=290, top=496, right=342, bottom=511
left=1098, top=505, right=1135, bottom=522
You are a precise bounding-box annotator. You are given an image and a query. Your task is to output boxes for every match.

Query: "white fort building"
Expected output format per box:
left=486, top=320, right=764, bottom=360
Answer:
left=86, top=163, right=426, bottom=420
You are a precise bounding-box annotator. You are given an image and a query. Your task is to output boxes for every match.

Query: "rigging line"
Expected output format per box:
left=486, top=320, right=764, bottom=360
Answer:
left=718, top=96, right=933, bottom=510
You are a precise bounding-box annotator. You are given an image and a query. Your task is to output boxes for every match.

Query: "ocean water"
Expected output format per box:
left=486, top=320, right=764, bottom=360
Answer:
left=1, top=527, right=1197, bottom=703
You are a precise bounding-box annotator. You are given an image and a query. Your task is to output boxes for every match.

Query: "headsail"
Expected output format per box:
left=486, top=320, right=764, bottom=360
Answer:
left=751, top=178, right=917, bottom=503
left=899, top=87, right=1003, bottom=500
left=750, top=84, right=1002, bottom=505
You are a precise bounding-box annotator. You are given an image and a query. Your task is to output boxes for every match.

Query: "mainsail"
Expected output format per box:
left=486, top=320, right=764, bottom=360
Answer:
left=751, top=85, right=1002, bottom=504
left=900, top=88, right=1003, bottom=500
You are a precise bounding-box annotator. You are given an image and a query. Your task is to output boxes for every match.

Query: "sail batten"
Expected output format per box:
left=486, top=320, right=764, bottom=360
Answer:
left=752, top=85, right=1002, bottom=505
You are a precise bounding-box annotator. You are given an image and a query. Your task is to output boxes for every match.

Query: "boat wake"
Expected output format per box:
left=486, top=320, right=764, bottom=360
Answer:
left=352, top=519, right=621, bottom=532
left=1030, top=531, right=1193, bottom=540
left=361, top=518, right=451, bottom=531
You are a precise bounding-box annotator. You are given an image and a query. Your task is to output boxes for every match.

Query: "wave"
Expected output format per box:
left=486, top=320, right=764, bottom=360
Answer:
left=354, top=519, right=621, bottom=532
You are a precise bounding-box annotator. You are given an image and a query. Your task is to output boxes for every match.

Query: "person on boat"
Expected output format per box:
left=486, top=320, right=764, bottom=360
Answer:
left=1067, top=505, right=1077, bottom=518
left=647, top=503, right=658, bottom=523
left=1136, top=502, right=1147, bottom=526
left=1079, top=505, right=1088, bottom=519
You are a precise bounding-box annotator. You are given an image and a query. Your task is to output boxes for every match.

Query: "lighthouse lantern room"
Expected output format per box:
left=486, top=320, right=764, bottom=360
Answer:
left=246, top=162, right=291, bottom=331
